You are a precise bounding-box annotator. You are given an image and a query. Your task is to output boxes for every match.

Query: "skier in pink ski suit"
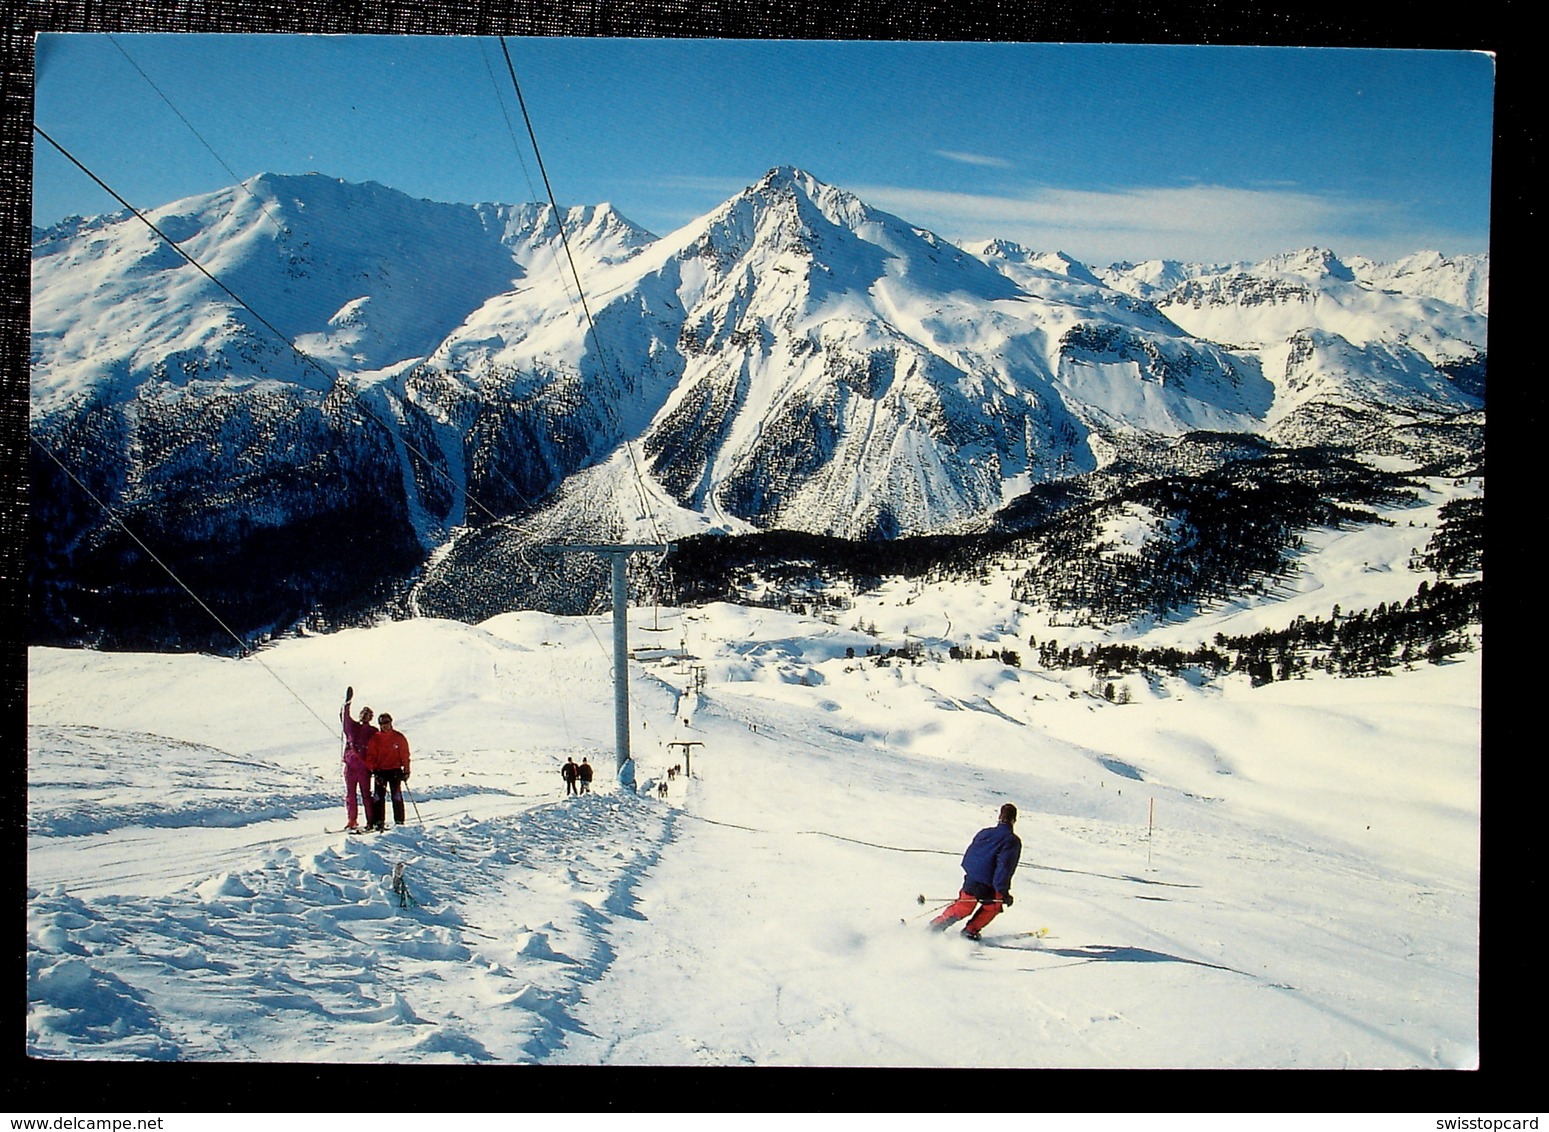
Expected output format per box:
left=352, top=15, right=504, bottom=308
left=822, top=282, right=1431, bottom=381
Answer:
left=340, top=687, right=378, bottom=832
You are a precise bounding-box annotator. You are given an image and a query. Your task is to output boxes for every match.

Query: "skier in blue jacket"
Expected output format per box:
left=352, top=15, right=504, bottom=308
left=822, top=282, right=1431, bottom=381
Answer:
left=932, top=803, right=1022, bottom=939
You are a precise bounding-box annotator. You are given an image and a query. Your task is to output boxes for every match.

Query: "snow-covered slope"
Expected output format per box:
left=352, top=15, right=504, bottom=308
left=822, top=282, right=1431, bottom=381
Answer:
left=25, top=466, right=1482, bottom=1069
left=1152, top=247, right=1487, bottom=430
left=412, top=167, right=1266, bottom=542
left=1095, top=256, right=1248, bottom=300
left=30, top=172, right=654, bottom=413
left=1348, top=249, right=1491, bottom=316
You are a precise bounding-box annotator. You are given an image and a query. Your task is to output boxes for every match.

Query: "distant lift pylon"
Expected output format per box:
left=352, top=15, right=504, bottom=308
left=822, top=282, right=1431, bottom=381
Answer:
left=542, top=543, right=675, bottom=789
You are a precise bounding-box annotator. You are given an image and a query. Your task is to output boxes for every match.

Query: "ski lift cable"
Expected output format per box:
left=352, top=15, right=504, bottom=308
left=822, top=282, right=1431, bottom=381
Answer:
left=476, top=38, right=583, bottom=587
left=492, top=38, right=685, bottom=714
left=30, top=436, right=342, bottom=743
left=106, top=35, right=288, bottom=236
left=32, top=125, right=556, bottom=537
left=496, top=37, right=668, bottom=550
left=496, top=37, right=606, bottom=374
left=33, top=84, right=663, bottom=744
left=31, top=125, right=562, bottom=688
left=479, top=39, right=587, bottom=319
left=479, top=40, right=706, bottom=597
left=47, top=50, right=550, bottom=598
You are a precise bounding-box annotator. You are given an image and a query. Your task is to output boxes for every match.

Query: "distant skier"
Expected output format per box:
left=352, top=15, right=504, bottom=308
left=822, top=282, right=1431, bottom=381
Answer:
left=931, top=803, right=1022, bottom=940
left=577, top=758, right=594, bottom=794
left=561, top=757, right=580, bottom=796
left=340, top=687, right=378, bottom=833
left=365, top=712, right=412, bottom=830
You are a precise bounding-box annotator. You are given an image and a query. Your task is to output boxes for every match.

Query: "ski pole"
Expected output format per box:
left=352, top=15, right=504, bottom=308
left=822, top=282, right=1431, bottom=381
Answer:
left=404, top=783, right=424, bottom=826
left=916, top=894, right=1008, bottom=905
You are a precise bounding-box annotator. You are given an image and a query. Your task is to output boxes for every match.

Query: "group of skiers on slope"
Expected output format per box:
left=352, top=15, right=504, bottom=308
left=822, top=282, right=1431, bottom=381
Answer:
left=340, top=688, right=412, bottom=833
left=342, top=685, right=1022, bottom=939
left=341, top=691, right=603, bottom=829
left=560, top=756, right=594, bottom=795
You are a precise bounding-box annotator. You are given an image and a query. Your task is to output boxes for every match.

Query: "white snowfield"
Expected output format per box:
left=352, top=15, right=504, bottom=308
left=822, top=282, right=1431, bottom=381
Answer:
left=21, top=470, right=1474, bottom=1071
left=27, top=493, right=1481, bottom=1071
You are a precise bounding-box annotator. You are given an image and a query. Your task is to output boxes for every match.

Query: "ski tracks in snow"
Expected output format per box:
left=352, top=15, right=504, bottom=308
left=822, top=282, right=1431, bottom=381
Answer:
left=27, top=791, right=676, bottom=1062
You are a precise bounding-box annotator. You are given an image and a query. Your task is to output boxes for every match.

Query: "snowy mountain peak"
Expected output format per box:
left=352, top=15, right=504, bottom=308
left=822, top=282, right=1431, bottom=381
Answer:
left=972, top=237, right=1031, bottom=260
left=470, top=198, right=657, bottom=267
left=242, top=170, right=347, bottom=195
left=1254, top=246, right=1356, bottom=283
left=734, top=165, right=900, bottom=246
left=757, top=164, right=822, bottom=192
left=962, top=239, right=1105, bottom=287
left=666, top=164, right=958, bottom=298
left=1347, top=250, right=1490, bottom=316
left=569, top=201, right=658, bottom=250
left=754, top=165, right=853, bottom=210
left=30, top=168, right=1487, bottom=647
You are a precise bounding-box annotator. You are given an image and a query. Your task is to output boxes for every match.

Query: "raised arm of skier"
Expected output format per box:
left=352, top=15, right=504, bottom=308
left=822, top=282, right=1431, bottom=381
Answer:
left=341, top=687, right=379, bottom=756
left=339, top=687, right=378, bottom=833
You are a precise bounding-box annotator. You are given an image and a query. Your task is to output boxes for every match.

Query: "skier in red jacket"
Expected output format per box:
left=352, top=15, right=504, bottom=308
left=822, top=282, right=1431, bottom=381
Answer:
left=365, top=712, right=412, bottom=830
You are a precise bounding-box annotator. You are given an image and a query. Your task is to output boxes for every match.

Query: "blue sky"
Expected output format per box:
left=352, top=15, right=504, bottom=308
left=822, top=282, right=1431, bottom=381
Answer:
left=32, top=34, right=1496, bottom=265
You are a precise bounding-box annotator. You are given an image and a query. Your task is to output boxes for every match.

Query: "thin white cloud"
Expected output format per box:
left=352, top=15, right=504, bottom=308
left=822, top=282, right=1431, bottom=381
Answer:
left=854, top=181, right=1470, bottom=265
left=933, top=150, right=1015, bottom=170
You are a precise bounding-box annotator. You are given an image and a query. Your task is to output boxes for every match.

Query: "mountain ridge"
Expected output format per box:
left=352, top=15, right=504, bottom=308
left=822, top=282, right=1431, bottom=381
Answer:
left=29, top=167, right=1487, bottom=648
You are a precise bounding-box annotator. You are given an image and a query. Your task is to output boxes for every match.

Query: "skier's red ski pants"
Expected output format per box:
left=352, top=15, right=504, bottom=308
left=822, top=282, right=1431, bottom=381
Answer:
left=931, top=890, right=1003, bottom=935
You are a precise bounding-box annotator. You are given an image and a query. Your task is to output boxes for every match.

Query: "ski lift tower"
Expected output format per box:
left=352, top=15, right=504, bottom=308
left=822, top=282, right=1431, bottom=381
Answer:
left=668, top=740, right=704, bottom=778
left=543, top=542, right=675, bottom=790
